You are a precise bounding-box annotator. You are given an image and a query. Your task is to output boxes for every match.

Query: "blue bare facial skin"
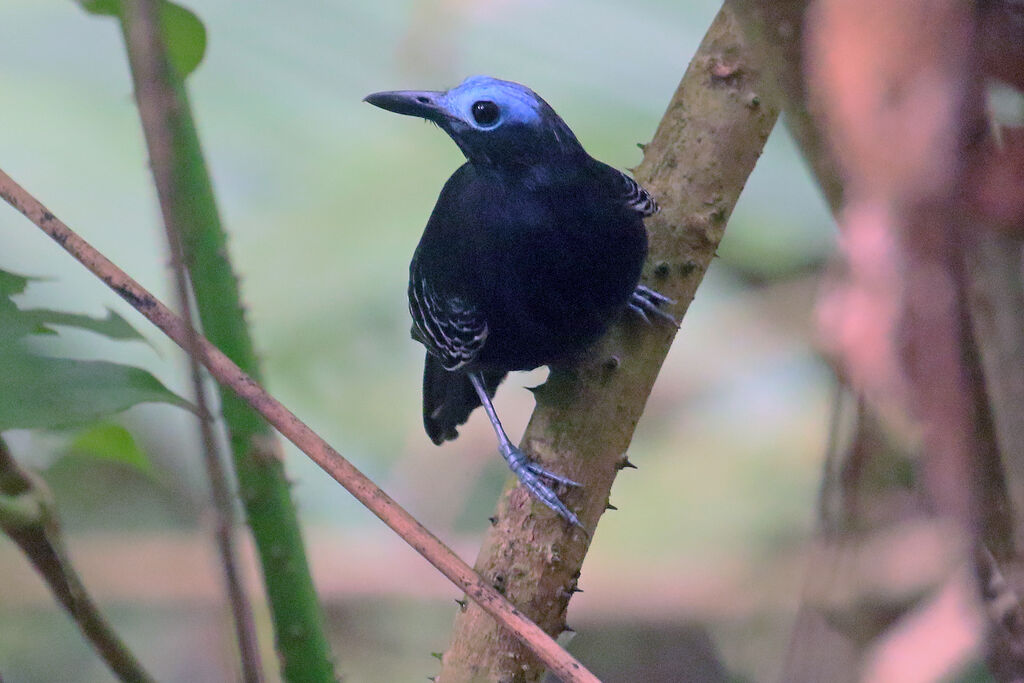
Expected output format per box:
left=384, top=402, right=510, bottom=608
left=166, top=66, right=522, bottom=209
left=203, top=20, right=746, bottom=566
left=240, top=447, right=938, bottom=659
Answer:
left=365, top=76, right=673, bottom=529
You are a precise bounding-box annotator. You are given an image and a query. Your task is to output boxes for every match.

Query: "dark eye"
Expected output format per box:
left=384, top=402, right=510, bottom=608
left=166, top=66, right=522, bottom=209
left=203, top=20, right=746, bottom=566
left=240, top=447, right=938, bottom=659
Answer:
left=471, top=100, right=500, bottom=126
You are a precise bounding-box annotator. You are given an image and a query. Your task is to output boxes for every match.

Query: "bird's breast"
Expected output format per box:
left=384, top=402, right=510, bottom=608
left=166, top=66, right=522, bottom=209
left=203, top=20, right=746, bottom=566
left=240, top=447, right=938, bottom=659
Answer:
left=413, top=164, right=648, bottom=371
left=475, top=200, right=647, bottom=370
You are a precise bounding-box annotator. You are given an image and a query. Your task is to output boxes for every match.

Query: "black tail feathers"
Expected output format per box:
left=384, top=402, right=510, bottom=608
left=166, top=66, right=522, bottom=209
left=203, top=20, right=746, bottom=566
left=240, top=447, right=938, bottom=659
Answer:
left=422, top=354, right=506, bottom=445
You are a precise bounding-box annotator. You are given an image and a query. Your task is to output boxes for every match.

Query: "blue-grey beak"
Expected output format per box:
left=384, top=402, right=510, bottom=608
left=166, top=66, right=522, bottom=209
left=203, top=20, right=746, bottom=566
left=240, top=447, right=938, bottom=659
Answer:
left=363, top=90, right=446, bottom=121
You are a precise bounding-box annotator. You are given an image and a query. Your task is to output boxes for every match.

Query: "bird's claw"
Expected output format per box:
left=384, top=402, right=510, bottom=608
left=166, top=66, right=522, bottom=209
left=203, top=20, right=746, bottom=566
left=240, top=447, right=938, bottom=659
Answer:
left=629, top=285, right=679, bottom=327
left=501, top=444, right=584, bottom=529
left=525, top=461, right=581, bottom=488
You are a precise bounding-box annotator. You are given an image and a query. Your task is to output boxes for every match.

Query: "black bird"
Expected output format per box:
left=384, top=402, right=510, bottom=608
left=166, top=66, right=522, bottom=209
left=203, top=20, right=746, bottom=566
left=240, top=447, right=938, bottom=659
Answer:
left=365, top=76, right=673, bottom=527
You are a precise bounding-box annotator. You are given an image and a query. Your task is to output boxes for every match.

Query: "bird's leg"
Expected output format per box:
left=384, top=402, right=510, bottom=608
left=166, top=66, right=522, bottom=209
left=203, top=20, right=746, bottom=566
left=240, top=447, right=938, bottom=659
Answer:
left=468, top=372, right=584, bottom=528
left=628, top=284, right=679, bottom=326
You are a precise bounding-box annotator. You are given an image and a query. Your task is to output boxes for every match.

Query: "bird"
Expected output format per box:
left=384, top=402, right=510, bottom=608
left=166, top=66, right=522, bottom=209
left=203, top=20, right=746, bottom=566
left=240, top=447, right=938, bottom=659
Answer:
left=364, top=76, right=674, bottom=528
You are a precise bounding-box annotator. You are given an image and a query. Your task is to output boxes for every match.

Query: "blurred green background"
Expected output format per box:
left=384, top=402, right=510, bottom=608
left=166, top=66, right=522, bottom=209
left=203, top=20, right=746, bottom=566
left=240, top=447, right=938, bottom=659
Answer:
left=0, top=0, right=835, bottom=680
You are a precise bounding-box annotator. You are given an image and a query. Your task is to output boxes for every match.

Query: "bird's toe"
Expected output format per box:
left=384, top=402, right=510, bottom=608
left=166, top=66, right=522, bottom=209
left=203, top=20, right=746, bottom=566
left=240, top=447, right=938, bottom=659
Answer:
left=629, top=285, right=679, bottom=327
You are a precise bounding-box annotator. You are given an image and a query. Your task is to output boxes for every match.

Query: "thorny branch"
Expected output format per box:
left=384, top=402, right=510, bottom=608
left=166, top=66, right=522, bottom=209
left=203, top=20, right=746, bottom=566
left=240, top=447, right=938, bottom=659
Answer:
left=439, top=3, right=779, bottom=680
left=119, top=1, right=262, bottom=678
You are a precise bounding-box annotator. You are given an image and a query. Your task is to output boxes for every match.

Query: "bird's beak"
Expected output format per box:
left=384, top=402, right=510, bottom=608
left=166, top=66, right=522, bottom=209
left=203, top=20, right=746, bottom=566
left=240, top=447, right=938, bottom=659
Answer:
left=363, top=90, right=447, bottom=121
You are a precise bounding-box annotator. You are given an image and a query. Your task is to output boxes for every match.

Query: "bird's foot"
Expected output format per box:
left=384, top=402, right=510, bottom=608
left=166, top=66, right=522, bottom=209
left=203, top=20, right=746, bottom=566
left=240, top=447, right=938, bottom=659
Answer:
left=501, top=444, right=584, bottom=529
left=524, top=460, right=581, bottom=488
left=628, top=285, right=678, bottom=327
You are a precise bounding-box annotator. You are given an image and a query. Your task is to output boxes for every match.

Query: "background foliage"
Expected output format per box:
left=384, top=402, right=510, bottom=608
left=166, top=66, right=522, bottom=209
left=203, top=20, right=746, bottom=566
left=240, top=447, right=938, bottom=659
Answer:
left=0, top=0, right=835, bottom=680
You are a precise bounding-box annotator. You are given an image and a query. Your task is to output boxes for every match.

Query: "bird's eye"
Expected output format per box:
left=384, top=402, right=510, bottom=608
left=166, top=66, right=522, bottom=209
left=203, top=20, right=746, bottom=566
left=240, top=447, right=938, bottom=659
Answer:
left=471, top=100, right=500, bottom=126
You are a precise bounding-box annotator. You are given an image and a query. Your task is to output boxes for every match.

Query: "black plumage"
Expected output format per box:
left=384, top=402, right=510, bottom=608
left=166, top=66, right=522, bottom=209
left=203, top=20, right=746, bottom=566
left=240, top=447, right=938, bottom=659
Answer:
left=365, top=76, right=672, bottom=527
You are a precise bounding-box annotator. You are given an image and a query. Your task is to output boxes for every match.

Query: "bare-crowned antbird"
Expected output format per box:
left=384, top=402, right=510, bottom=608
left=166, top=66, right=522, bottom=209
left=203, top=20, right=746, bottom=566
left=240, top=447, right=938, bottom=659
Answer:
left=365, top=76, right=673, bottom=527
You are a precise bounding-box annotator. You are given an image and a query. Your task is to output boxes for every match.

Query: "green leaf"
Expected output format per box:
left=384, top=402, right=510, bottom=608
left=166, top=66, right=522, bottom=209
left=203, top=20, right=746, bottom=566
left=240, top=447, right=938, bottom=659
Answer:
left=0, top=350, right=194, bottom=431
left=77, top=0, right=120, bottom=15
left=66, top=422, right=155, bottom=476
left=0, top=268, right=188, bottom=432
left=0, top=267, right=148, bottom=345
left=157, top=1, right=206, bottom=79
left=0, top=270, right=34, bottom=297
left=75, top=0, right=207, bottom=78
left=20, top=309, right=145, bottom=342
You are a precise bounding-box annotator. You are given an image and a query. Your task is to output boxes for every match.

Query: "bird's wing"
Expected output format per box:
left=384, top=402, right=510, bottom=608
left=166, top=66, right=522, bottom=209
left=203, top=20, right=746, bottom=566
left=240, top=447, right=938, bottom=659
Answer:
left=615, top=170, right=659, bottom=217
left=409, top=271, right=488, bottom=371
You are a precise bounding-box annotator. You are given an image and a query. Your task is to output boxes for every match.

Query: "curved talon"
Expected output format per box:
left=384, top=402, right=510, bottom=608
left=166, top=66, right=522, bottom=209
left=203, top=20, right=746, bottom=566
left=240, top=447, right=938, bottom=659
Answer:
left=627, top=302, right=651, bottom=324
left=468, top=372, right=586, bottom=530
left=635, top=284, right=675, bottom=305
left=525, top=461, right=581, bottom=488
left=502, top=444, right=584, bottom=528
left=629, top=285, right=679, bottom=327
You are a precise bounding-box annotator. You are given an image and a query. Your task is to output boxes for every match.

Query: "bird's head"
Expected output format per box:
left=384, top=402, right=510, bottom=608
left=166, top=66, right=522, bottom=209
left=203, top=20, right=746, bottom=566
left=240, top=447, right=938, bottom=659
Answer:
left=364, top=76, right=585, bottom=172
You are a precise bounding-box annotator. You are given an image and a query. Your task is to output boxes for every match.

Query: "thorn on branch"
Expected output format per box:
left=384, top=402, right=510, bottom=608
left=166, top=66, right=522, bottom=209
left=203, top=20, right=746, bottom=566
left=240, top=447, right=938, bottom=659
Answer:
left=616, top=455, right=638, bottom=470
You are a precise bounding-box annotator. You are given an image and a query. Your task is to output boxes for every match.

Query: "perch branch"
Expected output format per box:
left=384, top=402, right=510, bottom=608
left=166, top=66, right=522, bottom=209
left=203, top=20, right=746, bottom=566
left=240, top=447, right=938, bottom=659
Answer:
left=439, top=3, right=780, bottom=680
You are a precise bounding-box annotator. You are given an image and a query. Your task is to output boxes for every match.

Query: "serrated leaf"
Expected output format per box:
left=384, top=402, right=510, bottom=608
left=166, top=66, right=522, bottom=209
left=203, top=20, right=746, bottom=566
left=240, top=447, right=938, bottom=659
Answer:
left=21, top=309, right=145, bottom=342
left=75, top=0, right=207, bottom=78
left=0, top=267, right=150, bottom=346
left=66, top=422, right=155, bottom=476
left=0, top=270, right=35, bottom=297
left=0, top=349, right=194, bottom=431
left=0, top=268, right=181, bottom=431
left=0, top=297, right=39, bottom=343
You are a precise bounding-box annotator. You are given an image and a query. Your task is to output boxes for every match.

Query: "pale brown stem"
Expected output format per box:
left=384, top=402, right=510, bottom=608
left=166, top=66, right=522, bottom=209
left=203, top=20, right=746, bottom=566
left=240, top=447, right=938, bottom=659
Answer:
left=119, top=1, right=263, bottom=678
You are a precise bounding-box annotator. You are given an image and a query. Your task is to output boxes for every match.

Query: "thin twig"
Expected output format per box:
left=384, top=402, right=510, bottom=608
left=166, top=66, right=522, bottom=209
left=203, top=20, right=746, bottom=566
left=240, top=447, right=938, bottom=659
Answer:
left=0, top=437, right=155, bottom=682
left=119, top=1, right=262, bottom=678
left=0, top=168, right=598, bottom=683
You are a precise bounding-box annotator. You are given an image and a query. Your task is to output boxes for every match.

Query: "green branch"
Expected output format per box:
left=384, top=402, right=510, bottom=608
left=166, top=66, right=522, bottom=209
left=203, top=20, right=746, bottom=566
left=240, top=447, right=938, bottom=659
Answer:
left=104, top=1, right=335, bottom=678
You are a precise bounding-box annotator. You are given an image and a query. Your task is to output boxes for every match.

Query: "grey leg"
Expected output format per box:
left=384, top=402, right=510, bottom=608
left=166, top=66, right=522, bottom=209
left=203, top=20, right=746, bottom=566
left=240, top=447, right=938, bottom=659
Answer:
left=468, top=373, right=583, bottom=528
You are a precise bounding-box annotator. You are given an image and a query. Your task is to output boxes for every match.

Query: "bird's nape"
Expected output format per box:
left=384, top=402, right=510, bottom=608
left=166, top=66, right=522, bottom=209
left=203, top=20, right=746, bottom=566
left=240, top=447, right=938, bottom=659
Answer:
left=467, top=372, right=585, bottom=530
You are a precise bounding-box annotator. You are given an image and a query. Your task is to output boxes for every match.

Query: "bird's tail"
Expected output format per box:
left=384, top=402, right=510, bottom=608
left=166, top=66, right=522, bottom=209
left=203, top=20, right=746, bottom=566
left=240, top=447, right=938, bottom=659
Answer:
left=422, top=354, right=506, bottom=445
